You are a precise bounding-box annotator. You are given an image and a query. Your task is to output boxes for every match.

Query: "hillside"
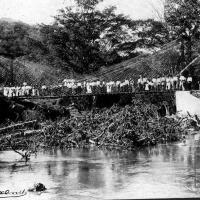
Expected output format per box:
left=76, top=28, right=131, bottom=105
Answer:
left=0, top=57, right=96, bottom=86
left=0, top=40, right=188, bottom=86
left=0, top=57, right=69, bottom=86
left=79, top=40, right=181, bottom=83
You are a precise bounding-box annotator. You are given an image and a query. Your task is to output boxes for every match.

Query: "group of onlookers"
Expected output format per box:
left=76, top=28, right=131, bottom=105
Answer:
left=62, top=79, right=135, bottom=94
left=137, top=74, right=193, bottom=91
left=1, top=74, right=197, bottom=97
left=3, top=83, right=39, bottom=97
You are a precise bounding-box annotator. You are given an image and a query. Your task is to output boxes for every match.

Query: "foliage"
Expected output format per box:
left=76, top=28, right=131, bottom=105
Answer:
left=40, top=0, right=140, bottom=73
left=165, top=0, right=200, bottom=66
left=0, top=21, right=30, bottom=59
left=136, top=19, right=170, bottom=50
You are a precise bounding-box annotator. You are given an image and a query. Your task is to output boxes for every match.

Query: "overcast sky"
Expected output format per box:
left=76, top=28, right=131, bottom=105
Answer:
left=0, top=0, right=164, bottom=25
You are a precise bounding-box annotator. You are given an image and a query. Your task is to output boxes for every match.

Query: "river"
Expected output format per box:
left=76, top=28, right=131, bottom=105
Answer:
left=0, top=134, right=200, bottom=200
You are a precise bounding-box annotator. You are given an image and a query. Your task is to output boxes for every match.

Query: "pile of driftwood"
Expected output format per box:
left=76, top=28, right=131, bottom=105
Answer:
left=0, top=100, right=189, bottom=153
left=31, top=100, right=186, bottom=149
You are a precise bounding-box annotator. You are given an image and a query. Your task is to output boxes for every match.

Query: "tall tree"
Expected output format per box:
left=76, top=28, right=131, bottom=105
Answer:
left=40, top=0, right=139, bottom=74
left=165, top=0, right=200, bottom=68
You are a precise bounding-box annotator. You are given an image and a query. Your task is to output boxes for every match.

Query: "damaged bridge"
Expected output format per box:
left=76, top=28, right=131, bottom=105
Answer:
left=15, top=91, right=176, bottom=116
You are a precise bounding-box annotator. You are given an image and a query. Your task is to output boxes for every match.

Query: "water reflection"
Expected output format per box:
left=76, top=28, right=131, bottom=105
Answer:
left=0, top=134, right=200, bottom=199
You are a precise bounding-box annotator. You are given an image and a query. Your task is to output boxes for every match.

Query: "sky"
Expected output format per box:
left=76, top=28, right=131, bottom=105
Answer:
left=0, top=0, right=164, bottom=25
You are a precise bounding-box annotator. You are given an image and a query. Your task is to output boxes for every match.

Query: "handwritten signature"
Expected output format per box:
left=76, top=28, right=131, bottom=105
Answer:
left=0, top=189, right=27, bottom=198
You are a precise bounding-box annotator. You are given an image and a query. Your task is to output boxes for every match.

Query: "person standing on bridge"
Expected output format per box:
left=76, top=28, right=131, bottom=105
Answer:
left=180, top=74, right=186, bottom=90
left=86, top=82, right=92, bottom=94
left=166, top=76, right=171, bottom=90
left=83, top=81, right=87, bottom=94
left=152, top=77, right=157, bottom=91
left=149, top=79, right=154, bottom=91
left=172, top=75, right=178, bottom=90
left=156, top=77, right=161, bottom=91
left=116, top=80, right=121, bottom=92
left=161, top=76, right=166, bottom=91
left=22, top=82, right=27, bottom=96
left=63, top=79, right=68, bottom=87
left=15, top=86, right=20, bottom=96
left=3, top=87, right=8, bottom=97
left=106, top=81, right=111, bottom=93
left=129, top=78, right=135, bottom=92
left=96, top=80, right=101, bottom=94
left=124, top=79, right=129, bottom=92
left=41, top=85, right=47, bottom=96
left=142, top=77, right=147, bottom=91
left=145, top=80, right=150, bottom=91
left=137, top=75, right=143, bottom=91
left=187, top=74, right=193, bottom=90
left=77, top=81, right=82, bottom=94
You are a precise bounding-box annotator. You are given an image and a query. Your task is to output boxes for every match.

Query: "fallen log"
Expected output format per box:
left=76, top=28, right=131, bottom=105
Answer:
left=24, top=129, right=44, bottom=137
left=0, top=120, right=37, bottom=136
left=0, top=129, right=43, bottom=141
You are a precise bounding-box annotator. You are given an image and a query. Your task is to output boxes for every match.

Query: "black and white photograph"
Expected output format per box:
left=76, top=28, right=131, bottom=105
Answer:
left=0, top=0, right=200, bottom=199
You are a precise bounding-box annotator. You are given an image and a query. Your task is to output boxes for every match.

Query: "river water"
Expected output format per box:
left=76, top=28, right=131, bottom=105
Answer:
left=0, top=134, right=200, bottom=200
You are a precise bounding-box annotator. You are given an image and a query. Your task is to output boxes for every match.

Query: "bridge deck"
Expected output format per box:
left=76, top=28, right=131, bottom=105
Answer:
left=12, top=90, right=176, bottom=100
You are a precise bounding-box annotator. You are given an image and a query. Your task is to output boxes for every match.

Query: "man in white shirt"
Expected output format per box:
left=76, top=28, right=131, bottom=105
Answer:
left=166, top=77, right=171, bottom=90
left=180, top=75, right=186, bottom=90
left=116, top=80, right=121, bottom=92
left=145, top=80, right=150, bottom=91
left=3, top=87, right=8, bottom=97
left=157, top=77, right=161, bottom=91
left=142, top=77, right=147, bottom=91
left=137, top=75, right=143, bottom=91
left=106, top=82, right=111, bottom=93
left=63, top=79, right=68, bottom=87
left=86, top=82, right=92, bottom=94
left=152, top=78, right=157, bottom=91
left=129, top=79, right=134, bottom=92
left=161, top=77, right=166, bottom=91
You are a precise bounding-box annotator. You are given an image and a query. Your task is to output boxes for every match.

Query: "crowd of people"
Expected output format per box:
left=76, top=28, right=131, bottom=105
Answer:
left=137, top=74, right=193, bottom=91
left=1, top=74, right=198, bottom=98
left=3, top=82, right=40, bottom=97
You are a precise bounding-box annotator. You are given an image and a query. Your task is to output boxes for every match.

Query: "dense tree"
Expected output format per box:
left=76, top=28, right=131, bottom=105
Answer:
left=0, top=21, right=30, bottom=59
left=165, top=0, right=200, bottom=68
left=40, top=0, right=140, bottom=74
left=136, top=19, right=170, bottom=51
left=0, top=21, right=31, bottom=85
